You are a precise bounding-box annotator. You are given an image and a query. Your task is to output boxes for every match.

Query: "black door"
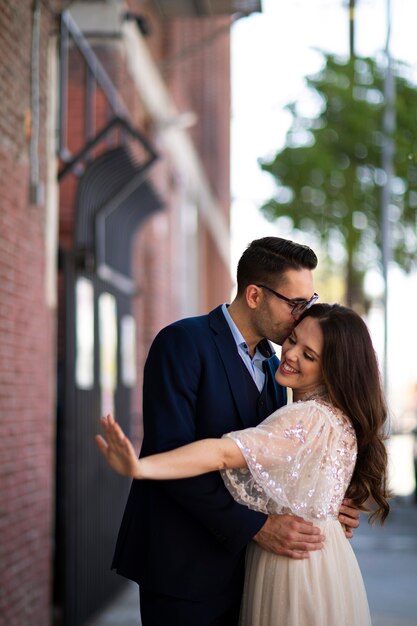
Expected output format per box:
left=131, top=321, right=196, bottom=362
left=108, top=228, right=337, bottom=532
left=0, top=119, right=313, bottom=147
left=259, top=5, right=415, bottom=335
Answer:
left=54, top=147, right=163, bottom=626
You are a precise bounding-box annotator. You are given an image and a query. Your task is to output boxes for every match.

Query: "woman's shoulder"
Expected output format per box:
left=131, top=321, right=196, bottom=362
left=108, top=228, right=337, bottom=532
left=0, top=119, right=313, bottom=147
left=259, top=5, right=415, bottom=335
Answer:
left=265, top=394, right=353, bottom=433
left=300, top=397, right=355, bottom=439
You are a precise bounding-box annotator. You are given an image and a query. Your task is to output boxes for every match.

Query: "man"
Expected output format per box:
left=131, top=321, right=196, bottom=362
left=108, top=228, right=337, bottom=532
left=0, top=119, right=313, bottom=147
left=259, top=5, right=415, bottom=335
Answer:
left=111, top=237, right=359, bottom=625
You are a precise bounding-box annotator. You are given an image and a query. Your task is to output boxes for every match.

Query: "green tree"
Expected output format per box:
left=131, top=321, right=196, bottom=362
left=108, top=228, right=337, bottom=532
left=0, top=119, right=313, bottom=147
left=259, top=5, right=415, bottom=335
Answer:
left=260, top=53, right=417, bottom=309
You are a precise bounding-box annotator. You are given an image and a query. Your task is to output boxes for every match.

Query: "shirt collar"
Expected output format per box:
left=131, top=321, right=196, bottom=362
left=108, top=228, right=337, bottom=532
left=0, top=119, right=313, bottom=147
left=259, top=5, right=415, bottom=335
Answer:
left=222, top=303, right=246, bottom=349
left=221, top=304, right=275, bottom=358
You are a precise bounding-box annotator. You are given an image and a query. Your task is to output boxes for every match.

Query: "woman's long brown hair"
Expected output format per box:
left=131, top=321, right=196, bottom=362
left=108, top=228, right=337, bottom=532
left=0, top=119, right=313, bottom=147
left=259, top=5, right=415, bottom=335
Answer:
left=300, top=303, right=390, bottom=524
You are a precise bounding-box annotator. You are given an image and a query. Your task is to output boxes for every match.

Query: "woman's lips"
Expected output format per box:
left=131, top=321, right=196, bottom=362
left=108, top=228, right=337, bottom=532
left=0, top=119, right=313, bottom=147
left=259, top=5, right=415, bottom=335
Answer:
left=280, top=360, right=299, bottom=375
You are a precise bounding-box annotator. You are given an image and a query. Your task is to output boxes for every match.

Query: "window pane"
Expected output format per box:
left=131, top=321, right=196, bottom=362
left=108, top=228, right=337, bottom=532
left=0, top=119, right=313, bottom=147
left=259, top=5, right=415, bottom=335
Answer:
left=75, top=278, right=94, bottom=389
left=99, top=292, right=118, bottom=417
left=121, top=315, right=137, bottom=387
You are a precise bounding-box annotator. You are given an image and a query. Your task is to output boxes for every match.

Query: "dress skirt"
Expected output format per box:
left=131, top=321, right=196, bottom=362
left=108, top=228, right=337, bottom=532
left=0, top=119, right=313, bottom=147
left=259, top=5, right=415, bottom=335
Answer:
left=239, top=520, right=371, bottom=626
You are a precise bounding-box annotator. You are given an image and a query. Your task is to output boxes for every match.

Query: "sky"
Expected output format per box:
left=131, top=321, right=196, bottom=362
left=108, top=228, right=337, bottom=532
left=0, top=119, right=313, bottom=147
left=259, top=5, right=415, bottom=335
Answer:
left=230, top=0, right=417, bottom=450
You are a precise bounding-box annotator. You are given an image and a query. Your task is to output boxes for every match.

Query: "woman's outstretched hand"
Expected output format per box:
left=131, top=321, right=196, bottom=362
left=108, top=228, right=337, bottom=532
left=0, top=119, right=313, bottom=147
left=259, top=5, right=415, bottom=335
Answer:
left=95, top=414, right=140, bottom=478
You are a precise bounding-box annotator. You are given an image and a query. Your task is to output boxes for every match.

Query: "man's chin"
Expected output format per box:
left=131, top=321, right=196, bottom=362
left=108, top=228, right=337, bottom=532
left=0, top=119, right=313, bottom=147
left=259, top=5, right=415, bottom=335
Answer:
left=273, top=329, right=294, bottom=346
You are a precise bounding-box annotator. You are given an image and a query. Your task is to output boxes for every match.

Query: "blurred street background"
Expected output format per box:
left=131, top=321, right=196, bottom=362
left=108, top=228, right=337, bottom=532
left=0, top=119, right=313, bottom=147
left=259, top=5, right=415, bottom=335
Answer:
left=353, top=433, right=417, bottom=626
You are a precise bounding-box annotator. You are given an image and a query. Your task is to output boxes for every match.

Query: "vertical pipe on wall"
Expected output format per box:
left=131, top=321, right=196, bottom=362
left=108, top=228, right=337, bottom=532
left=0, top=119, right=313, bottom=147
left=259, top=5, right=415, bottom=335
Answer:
left=30, top=0, right=43, bottom=205
left=59, top=14, right=70, bottom=158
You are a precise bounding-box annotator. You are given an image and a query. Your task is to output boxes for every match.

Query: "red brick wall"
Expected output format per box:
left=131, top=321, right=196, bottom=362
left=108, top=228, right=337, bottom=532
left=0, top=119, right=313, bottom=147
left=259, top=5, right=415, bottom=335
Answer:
left=165, top=16, right=231, bottom=203
left=127, top=4, right=233, bottom=315
left=0, top=1, right=233, bottom=622
left=0, top=1, right=59, bottom=624
left=165, top=16, right=232, bottom=309
left=125, top=9, right=233, bottom=442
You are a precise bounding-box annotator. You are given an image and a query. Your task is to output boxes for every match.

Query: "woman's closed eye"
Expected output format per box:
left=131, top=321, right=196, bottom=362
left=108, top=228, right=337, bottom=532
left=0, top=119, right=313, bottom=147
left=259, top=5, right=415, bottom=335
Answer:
left=288, top=334, right=316, bottom=361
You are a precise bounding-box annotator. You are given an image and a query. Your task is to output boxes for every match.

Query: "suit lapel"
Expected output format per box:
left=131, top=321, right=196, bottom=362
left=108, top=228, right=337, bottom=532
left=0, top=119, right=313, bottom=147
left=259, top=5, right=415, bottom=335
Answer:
left=208, top=306, right=255, bottom=428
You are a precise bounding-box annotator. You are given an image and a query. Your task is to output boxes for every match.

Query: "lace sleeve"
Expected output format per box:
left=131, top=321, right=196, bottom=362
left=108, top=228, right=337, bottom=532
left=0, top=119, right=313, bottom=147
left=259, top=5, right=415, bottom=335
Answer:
left=221, top=400, right=357, bottom=520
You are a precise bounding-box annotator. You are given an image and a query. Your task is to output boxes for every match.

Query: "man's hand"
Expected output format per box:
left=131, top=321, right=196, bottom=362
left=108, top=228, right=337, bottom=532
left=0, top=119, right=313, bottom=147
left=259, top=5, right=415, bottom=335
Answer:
left=253, top=514, right=325, bottom=560
left=338, top=498, right=360, bottom=538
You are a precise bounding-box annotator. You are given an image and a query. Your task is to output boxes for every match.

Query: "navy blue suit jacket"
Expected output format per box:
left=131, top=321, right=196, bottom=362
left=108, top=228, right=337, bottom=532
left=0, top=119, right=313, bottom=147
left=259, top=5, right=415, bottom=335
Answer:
left=112, top=305, right=287, bottom=601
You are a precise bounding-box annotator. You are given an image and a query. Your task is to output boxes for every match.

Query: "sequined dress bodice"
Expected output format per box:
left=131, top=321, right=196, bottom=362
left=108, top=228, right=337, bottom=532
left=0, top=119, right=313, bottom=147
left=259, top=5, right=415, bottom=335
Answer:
left=221, top=395, right=357, bottom=521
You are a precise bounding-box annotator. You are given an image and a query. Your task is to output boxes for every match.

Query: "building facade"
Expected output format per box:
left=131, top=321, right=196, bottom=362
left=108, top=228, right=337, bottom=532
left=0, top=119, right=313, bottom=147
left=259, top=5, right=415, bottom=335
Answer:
left=0, top=0, right=261, bottom=624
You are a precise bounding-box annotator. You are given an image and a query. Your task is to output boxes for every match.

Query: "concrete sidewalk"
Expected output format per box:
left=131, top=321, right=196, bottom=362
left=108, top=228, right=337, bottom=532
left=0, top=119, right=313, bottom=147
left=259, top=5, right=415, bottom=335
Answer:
left=352, top=496, right=417, bottom=626
left=86, top=581, right=140, bottom=626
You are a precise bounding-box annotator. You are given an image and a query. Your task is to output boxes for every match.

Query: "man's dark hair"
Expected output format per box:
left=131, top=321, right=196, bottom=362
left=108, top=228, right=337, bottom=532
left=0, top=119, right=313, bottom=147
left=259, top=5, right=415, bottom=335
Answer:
left=236, top=236, right=318, bottom=295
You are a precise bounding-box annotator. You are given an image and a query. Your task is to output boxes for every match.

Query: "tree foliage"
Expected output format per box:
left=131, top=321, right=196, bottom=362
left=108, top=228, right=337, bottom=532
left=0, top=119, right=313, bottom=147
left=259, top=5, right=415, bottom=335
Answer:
left=260, top=52, right=417, bottom=307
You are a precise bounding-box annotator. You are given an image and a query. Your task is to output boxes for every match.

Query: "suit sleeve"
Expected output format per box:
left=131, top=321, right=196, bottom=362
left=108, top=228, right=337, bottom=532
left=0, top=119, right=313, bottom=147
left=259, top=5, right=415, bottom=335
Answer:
left=141, top=323, right=267, bottom=555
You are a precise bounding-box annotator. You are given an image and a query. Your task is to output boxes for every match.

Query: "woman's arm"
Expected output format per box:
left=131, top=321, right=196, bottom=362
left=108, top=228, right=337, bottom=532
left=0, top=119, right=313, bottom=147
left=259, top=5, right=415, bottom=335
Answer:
left=95, top=414, right=247, bottom=480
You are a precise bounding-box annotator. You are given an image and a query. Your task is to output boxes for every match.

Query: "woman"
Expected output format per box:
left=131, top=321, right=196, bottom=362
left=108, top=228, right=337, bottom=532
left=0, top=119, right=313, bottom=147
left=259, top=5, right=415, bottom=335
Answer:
left=96, top=304, right=390, bottom=626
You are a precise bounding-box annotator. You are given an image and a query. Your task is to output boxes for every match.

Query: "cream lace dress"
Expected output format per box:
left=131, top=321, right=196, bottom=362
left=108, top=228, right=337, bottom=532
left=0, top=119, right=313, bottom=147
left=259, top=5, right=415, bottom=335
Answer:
left=221, top=393, right=372, bottom=626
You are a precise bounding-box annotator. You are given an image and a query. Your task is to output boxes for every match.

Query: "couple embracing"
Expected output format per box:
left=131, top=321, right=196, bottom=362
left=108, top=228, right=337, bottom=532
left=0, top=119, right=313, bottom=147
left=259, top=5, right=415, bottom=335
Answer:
left=96, top=236, right=389, bottom=626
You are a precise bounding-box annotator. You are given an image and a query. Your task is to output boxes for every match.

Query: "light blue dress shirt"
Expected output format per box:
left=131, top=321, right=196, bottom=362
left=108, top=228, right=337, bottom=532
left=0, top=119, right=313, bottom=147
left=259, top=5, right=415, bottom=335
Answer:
left=221, top=303, right=269, bottom=392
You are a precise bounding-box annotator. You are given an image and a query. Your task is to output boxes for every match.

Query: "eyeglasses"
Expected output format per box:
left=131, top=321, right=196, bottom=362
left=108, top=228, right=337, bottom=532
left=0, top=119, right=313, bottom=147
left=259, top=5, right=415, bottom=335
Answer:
left=257, top=284, right=319, bottom=316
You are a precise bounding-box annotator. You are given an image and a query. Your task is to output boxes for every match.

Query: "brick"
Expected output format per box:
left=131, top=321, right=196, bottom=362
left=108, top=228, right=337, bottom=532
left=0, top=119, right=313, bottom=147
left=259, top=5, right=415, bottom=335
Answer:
left=1, top=2, right=232, bottom=624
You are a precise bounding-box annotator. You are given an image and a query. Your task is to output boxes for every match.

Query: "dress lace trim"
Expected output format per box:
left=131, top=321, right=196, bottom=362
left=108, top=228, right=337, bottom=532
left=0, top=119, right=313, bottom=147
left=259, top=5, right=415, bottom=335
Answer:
left=295, top=385, right=328, bottom=402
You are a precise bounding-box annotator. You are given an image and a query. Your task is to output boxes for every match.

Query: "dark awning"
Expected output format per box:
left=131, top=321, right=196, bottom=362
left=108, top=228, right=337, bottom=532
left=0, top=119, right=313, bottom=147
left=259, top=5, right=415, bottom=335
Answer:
left=74, top=143, right=164, bottom=294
